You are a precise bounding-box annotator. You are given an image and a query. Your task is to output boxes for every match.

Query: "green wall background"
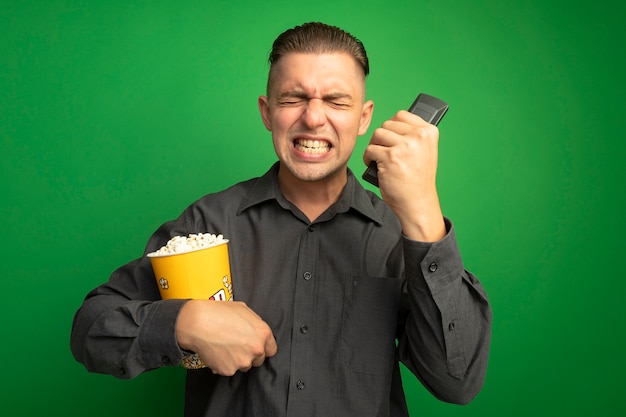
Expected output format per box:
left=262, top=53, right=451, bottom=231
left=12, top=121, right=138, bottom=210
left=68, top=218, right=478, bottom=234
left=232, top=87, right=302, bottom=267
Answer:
left=1, top=0, right=624, bottom=415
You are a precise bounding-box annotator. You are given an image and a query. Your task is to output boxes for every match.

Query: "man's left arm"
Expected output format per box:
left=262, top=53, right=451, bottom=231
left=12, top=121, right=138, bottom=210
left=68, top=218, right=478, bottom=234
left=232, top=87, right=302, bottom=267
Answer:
left=398, top=221, right=492, bottom=404
left=364, top=110, right=492, bottom=403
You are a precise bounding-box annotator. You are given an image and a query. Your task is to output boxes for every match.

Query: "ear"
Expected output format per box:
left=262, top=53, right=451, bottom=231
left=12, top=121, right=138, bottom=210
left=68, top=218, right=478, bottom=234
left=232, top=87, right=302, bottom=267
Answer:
left=258, top=95, right=272, bottom=131
left=357, top=100, right=374, bottom=136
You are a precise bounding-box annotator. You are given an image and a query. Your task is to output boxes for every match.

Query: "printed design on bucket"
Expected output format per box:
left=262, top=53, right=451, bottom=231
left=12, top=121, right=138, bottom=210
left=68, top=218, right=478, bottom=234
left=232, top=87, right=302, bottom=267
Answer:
left=223, top=275, right=232, bottom=294
left=209, top=276, right=233, bottom=301
left=209, top=289, right=226, bottom=301
left=180, top=353, right=206, bottom=370
left=159, top=277, right=169, bottom=290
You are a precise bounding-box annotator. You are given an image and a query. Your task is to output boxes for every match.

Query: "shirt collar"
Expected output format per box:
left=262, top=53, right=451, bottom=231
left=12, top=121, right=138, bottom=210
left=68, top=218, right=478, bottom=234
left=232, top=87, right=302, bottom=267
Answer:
left=237, top=162, right=383, bottom=226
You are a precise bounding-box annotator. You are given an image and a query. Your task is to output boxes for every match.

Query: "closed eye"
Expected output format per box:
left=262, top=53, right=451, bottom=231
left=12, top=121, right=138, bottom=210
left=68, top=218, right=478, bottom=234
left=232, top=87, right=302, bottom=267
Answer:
left=328, top=101, right=352, bottom=109
left=276, top=90, right=355, bottom=108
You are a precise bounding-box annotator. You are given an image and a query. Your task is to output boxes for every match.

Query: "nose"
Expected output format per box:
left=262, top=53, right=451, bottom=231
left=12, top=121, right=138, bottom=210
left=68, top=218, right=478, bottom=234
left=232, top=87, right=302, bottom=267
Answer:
left=301, top=98, right=326, bottom=128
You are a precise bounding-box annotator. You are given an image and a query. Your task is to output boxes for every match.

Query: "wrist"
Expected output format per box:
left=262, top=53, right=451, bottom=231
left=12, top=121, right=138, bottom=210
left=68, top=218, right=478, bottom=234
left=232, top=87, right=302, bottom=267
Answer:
left=175, top=299, right=201, bottom=351
left=395, top=200, right=446, bottom=242
left=400, top=215, right=446, bottom=242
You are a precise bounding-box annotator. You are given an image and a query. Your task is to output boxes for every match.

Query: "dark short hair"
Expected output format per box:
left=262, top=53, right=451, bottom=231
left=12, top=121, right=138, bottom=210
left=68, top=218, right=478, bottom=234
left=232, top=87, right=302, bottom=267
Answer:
left=266, top=22, right=369, bottom=93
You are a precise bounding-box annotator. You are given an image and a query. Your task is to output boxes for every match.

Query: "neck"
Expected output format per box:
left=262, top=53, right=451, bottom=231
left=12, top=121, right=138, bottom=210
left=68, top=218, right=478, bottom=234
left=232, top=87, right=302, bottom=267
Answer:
left=277, top=166, right=348, bottom=222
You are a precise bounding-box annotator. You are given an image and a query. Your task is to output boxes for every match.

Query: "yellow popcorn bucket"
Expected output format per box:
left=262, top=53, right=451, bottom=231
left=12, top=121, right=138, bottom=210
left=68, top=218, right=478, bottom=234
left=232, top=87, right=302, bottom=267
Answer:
left=148, top=240, right=233, bottom=369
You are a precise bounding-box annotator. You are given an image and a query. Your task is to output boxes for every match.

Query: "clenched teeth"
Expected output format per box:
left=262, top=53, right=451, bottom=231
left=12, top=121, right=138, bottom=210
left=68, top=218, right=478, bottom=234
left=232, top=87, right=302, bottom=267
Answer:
left=294, top=139, right=331, bottom=154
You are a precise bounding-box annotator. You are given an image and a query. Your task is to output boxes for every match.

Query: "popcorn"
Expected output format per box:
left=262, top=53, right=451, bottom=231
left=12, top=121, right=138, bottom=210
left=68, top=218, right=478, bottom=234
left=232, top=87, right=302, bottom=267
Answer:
left=148, top=233, right=227, bottom=257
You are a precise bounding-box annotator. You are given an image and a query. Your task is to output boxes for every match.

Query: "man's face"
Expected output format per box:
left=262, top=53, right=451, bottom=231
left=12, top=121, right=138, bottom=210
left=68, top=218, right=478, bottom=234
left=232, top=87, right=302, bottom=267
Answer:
left=258, top=52, right=373, bottom=184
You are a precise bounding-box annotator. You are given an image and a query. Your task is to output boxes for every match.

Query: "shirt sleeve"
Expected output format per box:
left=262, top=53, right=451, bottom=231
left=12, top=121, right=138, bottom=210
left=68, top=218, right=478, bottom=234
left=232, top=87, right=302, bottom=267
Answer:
left=70, top=217, right=193, bottom=379
left=397, top=217, right=492, bottom=404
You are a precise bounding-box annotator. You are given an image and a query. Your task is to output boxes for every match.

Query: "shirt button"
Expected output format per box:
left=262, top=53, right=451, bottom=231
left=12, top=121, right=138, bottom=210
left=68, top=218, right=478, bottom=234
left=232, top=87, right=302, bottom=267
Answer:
left=303, top=271, right=312, bottom=280
left=300, top=324, right=308, bottom=334
left=448, top=322, right=455, bottom=331
left=428, top=262, right=438, bottom=272
left=161, top=355, right=171, bottom=364
left=308, top=225, right=315, bottom=232
left=296, top=380, right=305, bottom=390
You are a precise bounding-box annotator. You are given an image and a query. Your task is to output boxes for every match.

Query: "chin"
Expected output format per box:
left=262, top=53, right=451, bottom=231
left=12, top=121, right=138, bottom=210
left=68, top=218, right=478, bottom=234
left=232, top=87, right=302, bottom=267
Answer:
left=286, top=164, right=346, bottom=184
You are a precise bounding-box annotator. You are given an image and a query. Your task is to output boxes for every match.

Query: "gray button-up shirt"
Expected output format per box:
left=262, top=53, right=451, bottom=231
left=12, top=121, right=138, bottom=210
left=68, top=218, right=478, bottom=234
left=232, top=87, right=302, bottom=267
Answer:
left=70, top=163, right=492, bottom=417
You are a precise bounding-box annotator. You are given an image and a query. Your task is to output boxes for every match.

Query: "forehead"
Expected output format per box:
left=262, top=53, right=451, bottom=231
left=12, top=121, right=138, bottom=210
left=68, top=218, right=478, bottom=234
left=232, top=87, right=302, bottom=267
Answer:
left=268, top=52, right=365, bottom=97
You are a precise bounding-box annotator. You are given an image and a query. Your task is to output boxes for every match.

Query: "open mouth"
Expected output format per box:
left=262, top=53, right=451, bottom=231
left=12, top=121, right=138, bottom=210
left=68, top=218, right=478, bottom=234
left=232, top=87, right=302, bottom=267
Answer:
left=294, top=138, right=331, bottom=154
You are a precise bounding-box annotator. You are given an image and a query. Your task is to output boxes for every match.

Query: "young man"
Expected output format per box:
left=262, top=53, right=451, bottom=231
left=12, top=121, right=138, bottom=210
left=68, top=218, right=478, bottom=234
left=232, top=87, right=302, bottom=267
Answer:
left=71, top=22, right=491, bottom=416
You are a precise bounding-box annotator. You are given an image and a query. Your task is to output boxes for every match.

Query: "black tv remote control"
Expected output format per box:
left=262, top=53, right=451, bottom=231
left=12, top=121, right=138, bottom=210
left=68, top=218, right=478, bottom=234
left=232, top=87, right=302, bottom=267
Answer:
left=362, top=93, right=449, bottom=187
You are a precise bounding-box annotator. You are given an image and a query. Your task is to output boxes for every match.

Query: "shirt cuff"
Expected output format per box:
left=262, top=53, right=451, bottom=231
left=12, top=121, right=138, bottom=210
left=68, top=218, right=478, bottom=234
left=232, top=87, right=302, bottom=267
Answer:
left=403, top=217, right=464, bottom=293
left=138, top=298, right=189, bottom=369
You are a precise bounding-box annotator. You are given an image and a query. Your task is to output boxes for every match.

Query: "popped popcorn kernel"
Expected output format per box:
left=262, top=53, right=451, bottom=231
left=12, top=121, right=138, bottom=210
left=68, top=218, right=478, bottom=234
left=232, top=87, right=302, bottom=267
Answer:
left=148, top=233, right=228, bottom=257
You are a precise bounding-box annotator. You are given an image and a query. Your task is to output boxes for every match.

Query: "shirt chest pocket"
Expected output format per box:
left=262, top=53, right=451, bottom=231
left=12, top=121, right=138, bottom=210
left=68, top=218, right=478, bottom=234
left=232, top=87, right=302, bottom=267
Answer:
left=340, top=275, right=402, bottom=375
